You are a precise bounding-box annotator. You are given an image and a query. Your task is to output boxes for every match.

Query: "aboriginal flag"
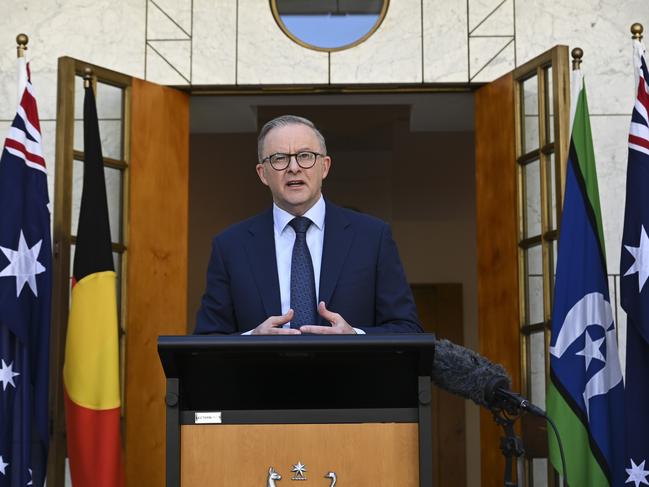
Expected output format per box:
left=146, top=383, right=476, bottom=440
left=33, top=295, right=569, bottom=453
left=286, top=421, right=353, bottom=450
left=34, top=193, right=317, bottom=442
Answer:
left=62, top=83, right=124, bottom=487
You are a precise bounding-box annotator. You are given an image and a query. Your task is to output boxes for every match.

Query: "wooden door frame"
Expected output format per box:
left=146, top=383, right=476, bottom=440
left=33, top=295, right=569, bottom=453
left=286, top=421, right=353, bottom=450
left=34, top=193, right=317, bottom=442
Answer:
left=475, top=45, right=570, bottom=487
left=50, top=57, right=132, bottom=487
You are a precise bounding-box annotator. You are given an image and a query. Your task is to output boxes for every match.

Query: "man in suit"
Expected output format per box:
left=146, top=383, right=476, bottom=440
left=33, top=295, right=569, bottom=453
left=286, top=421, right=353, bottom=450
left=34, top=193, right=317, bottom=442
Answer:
left=195, top=115, right=422, bottom=335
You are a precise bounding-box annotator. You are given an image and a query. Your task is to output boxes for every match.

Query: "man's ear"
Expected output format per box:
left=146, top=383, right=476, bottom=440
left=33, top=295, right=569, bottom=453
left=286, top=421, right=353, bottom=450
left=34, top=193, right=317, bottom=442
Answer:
left=321, top=156, right=331, bottom=180
left=256, top=163, right=269, bottom=186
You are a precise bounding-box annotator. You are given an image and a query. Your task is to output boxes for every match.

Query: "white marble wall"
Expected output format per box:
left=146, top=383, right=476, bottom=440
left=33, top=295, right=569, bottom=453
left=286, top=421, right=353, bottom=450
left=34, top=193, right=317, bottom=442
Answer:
left=1, top=0, right=145, bottom=230
left=0, top=3, right=646, bottom=487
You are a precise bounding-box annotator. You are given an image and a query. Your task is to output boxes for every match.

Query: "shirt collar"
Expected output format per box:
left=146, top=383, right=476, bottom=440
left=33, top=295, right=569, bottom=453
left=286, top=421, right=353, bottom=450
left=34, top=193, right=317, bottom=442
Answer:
left=273, top=195, right=326, bottom=234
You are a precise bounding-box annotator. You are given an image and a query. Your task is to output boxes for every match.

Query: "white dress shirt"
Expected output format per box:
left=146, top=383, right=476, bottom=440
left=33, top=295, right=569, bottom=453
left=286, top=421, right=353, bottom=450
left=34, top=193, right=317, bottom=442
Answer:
left=245, top=195, right=364, bottom=333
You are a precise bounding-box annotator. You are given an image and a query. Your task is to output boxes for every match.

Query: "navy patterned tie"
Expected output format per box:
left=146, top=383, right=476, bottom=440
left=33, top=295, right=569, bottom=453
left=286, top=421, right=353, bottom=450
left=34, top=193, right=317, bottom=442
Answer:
left=289, top=216, right=317, bottom=328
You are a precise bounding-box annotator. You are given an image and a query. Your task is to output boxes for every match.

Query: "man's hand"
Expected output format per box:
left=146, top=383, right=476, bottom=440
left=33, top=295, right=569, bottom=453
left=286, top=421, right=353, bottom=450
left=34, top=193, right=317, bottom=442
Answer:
left=299, top=302, right=357, bottom=334
left=251, top=309, right=301, bottom=335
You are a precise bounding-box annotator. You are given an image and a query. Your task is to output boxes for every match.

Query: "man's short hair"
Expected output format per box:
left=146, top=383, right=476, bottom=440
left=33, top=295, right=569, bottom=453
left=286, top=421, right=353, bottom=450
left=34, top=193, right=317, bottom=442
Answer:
left=257, top=115, right=327, bottom=163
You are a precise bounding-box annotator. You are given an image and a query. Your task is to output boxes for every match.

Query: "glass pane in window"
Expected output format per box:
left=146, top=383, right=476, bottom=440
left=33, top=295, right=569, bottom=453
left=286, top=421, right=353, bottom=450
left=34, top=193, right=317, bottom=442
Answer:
left=74, top=75, right=85, bottom=120
left=74, top=120, right=123, bottom=160
left=71, top=159, right=83, bottom=237
left=73, top=76, right=84, bottom=154
left=106, top=166, right=123, bottom=244
left=549, top=238, right=558, bottom=305
left=73, top=120, right=83, bottom=154
left=524, top=160, right=542, bottom=238
left=547, top=152, right=557, bottom=231
left=529, top=331, right=546, bottom=405
left=96, top=82, right=123, bottom=120
left=522, top=76, right=539, bottom=153
left=526, top=245, right=544, bottom=324
left=274, top=0, right=386, bottom=50
left=532, top=458, right=548, bottom=486
left=69, top=244, right=75, bottom=303
left=545, top=66, right=554, bottom=143
left=113, top=251, right=123, bottom=323
left=552, top=238, right=558, bottom=289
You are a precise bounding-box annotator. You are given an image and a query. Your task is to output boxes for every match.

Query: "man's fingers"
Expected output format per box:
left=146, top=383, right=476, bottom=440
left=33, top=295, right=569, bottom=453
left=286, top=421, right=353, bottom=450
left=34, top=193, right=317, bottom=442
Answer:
left=252, top=310, right=298, bottom=335
left=269, top=327, right=301, bottom=335
left=317, top=301, right=339, bottom=323
left=300, top=325, right=337, bottom=334
left=270, top=309, right=294, bottom=326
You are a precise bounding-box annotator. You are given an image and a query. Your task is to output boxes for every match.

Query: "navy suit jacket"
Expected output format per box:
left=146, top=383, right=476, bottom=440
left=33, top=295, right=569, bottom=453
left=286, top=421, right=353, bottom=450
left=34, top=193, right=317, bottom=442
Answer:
left=194, top=200, right=422, bottom=334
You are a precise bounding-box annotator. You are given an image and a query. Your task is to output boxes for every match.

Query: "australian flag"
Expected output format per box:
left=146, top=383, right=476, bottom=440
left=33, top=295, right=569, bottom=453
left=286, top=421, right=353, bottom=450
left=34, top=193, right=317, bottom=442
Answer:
left=621, top=39, right=649, bottom=486
left=0, top=61, right=51, bottom=486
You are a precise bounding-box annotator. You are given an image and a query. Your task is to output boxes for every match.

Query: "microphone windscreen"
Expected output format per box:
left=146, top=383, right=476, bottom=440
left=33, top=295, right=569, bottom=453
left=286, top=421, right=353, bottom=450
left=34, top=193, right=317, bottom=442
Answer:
left=432, top=338, right=510, bottom=407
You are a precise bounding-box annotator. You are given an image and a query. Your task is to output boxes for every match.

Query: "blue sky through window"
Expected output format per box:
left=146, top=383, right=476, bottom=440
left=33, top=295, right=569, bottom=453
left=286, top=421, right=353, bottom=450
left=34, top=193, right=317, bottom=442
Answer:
left=280, top=14, right=379, bottom=49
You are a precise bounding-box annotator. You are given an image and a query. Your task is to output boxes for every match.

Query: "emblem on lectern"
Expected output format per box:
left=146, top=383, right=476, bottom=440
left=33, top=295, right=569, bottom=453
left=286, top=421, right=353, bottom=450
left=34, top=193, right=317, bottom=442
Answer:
left=266, top=467, right=281, bottom=486
left=265, top=464, right=337, bottom=485
left=291, top=461, right=307, bottom=480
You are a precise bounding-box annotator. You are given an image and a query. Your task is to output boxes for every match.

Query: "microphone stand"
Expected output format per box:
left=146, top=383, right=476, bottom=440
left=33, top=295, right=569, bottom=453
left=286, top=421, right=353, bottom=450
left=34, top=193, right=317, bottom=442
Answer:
left=491, top=407, right=525, bottom=487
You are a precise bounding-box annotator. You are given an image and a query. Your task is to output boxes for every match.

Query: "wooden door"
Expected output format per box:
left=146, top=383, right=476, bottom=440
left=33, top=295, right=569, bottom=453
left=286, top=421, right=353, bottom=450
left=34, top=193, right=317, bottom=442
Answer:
left=475, top=46, right=570, bottom=486
left=50, top=58, right=189, bottom=487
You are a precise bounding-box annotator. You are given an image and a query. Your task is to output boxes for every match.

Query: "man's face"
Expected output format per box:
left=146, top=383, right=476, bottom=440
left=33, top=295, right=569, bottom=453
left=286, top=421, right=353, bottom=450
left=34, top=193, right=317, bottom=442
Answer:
left=256, top=123, right=331, bottom=216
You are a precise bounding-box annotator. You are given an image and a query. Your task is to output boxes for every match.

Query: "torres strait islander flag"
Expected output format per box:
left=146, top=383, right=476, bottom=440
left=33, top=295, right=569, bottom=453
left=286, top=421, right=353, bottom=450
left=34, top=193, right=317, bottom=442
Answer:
left=547, top=67, right=625, bottom=486
left=63, top=82, right=124, bottom=487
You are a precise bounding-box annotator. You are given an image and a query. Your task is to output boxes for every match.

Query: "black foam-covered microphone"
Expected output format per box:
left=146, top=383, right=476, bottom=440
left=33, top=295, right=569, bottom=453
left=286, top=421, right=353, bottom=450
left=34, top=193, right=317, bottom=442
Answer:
left=484, top=375, right=546, bottom=417
left=432, top=338, right=545, bottom=416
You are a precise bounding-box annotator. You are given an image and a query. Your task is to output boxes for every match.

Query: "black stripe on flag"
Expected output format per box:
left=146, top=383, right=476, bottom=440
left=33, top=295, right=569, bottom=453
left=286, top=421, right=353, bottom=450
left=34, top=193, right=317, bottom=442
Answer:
left=73, top=85, right=114, bottom=281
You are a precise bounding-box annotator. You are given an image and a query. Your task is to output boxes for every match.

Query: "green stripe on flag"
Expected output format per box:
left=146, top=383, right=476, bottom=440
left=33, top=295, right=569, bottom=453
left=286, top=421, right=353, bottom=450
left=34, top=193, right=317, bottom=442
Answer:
left=570, top=82, right=607, bottom=255
left=547, top=380, right=609, bottom=486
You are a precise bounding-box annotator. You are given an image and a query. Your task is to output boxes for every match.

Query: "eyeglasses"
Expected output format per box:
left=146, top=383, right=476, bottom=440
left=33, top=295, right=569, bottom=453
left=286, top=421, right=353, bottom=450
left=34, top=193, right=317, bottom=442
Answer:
left=262, top=151, right=324, bottom=171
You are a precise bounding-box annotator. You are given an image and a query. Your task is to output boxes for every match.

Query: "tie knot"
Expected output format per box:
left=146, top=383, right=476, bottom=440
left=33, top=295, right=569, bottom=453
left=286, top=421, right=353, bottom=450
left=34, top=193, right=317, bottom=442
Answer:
left=289, top=216, right=312, bottom=234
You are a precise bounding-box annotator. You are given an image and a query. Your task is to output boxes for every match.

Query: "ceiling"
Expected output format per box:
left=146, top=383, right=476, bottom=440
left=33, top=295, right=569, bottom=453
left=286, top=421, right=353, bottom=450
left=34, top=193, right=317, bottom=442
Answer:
left=189, top=92, right=475, bottom=134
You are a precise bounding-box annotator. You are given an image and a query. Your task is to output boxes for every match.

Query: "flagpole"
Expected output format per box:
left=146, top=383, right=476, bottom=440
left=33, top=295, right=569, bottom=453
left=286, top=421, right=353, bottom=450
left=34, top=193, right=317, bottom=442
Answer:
left=83, top=67, right=92, bottom=89
left=631, top=22, right=643, bottom=40
left=16, top=33, right=28, bottom=58
left=631, top=23, right=643, bottom=93
left=571, top=47, right=582, bottom=71
left=569, top=48, right=583, bottom=130
left=16, top=34, right=28, bottom=105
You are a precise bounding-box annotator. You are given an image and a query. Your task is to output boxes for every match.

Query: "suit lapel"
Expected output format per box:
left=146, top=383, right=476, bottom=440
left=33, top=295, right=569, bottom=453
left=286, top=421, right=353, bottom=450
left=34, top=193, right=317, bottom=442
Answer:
left=245, top=208, right=282, bottom=317
left=319, top=201, right=354, bottom=308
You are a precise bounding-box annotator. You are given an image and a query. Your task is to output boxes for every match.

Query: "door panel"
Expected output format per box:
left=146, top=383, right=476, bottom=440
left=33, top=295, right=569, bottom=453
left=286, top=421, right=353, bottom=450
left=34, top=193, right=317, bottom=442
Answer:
left=412, top=284, right=466, bottom=487
left=125, top=78, right=189, bottom=487
left=475, top=72, right=521, bottom=487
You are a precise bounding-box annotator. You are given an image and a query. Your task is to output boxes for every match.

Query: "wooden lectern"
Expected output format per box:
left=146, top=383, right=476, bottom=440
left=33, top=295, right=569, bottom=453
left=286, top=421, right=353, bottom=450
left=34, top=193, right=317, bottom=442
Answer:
left=158, top=334, right=436, bottom=486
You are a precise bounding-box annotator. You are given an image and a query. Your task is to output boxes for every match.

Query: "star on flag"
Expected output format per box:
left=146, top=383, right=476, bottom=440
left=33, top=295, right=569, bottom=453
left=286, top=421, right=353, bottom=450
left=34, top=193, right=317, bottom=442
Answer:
left=0, top=359, right=20, bottom=390
left=624, top=225, right=649, bottom=293
left=0, top=455, right=8, bottom=475
left=575, top=331, right=606, bottom=370
left=0, top=230, right=46, bottom=297
left=626, top=458, right=649, bottom=487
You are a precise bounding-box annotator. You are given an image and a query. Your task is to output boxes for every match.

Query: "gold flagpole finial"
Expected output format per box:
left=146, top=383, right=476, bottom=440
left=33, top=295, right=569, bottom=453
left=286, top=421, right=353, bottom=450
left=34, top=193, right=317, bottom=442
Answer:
left=631, top=23, right=644, bottom=40
left=571, top=47, right=583, bottom=70
left=16, top=33, right=28, bottom=58
left=83, top=67, right=93, bottom=88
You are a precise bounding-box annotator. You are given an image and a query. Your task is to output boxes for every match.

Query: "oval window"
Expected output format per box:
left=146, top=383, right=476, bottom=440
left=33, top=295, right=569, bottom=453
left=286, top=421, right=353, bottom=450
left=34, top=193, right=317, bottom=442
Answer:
left=271, top=0, right=389, bottom=52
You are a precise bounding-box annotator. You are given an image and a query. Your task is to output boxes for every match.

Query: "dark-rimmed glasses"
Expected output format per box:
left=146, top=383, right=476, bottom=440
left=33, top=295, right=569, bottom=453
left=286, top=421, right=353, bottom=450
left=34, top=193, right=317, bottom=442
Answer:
left=262, top=151, right=324, bottom=170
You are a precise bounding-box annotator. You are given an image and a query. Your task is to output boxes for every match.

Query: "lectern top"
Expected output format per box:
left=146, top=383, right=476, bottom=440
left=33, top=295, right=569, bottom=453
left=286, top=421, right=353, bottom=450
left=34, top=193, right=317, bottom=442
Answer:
left=157, top=333, right=435, bottom=411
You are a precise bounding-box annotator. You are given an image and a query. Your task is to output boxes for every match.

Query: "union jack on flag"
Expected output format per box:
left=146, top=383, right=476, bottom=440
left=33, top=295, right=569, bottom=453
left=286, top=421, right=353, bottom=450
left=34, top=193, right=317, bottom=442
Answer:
left=0, top=60, right=51, bottom=487
left=621, top=38, right=649, bottom=487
